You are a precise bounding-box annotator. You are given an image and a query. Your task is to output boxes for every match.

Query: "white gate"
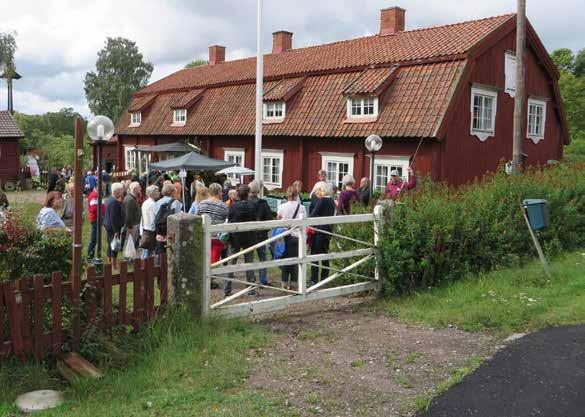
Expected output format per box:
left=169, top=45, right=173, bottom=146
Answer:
left=201, top=205, right=383, bottom=317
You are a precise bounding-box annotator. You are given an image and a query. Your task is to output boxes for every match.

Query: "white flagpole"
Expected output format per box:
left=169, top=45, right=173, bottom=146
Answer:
left=254, top=0, right=264, bottom=196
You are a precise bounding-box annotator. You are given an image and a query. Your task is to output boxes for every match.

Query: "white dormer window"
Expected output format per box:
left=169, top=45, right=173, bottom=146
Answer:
left=130, top=112, right=141, bottom=126
left=527, top=98, right=546, bottom=144
left=173, top=109, right=187, bottom=125
left=470, top=86, right=498, bottom=142
left=263, top=101, right=285, bottom=120
left=505, top=52, right=517, bottom=97
left=347, top=96, right=378, bottom=119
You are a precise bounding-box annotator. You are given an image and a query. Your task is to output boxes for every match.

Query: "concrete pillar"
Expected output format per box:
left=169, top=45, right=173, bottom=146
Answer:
left=166, top=213, right=206, bottom=318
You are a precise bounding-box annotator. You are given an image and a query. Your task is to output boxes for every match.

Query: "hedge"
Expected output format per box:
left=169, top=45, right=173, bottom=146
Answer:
left=379, top=163, right=585, bottom=294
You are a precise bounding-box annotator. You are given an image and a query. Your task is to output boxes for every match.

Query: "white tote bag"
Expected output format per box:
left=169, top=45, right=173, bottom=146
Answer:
left=123, top=234, right=137, bottom=259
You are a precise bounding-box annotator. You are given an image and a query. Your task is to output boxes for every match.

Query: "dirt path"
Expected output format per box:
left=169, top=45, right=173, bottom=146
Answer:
left=247, top=296, right=497, bottom=417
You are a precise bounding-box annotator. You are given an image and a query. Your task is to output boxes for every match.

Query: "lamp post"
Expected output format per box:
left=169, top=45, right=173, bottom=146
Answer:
left=87, top=115, right=115, bottom=269
left=365, top=134, right=383, bottom=194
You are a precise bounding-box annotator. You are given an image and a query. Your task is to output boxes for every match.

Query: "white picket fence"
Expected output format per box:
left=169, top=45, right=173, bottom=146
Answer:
left=200, top=205, right=383, bottom=317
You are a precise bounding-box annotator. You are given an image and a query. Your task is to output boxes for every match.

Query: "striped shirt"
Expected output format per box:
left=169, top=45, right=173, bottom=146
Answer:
left=198, top=199, right=229, bottom=225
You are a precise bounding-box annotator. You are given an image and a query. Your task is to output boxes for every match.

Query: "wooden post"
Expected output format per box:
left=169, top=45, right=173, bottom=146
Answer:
left=298, top=213, right=307, bottom=295
left=512, top=0, right=526, bottom=173
left=71, top=117, right=84, bottom=350
left=521, top=207, right=551, bottom=278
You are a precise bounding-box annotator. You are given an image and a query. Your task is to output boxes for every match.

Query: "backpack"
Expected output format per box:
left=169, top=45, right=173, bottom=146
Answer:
left=155, top=200, right=175, bottom=236
left=270, top=228, right=287, bottom=259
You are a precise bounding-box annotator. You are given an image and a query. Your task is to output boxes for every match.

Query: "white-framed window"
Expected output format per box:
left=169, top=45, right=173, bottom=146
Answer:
left=346, top=96, right=378, bottom=119
left=369, top=156, right=410, bottom=193
left=224, top=148, right=245, bottom=184
left=130, top=112, right=141, bottom=126
left=470, top=86, right=498, bottom=142
left=261, top=150, right=284, bottom=189
left=527, top=98, right=547, bottom=144
left=505, top=52, right=516, bottom=97
left=173, top=109, right=187, bottom=125
left=124, top=146, right=137, bottom=171
left=263, top=101, right=285, bottom=121
left=320, top=153, right=354, bottom=189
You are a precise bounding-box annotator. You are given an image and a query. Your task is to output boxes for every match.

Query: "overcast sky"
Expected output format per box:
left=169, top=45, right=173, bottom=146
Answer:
left=0, top=0, right=583, bottom=117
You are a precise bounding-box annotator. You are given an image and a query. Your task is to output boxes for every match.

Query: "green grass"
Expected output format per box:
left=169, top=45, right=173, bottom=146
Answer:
left=0, top=309, right=295, bottom=417
left=387, top=250, right=585, bottom=333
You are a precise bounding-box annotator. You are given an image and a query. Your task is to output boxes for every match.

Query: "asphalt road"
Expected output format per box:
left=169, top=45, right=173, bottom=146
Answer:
left=421, top=325, right=585, bottom=417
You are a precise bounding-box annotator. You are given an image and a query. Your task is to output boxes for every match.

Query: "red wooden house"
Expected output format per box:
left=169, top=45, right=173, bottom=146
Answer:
left=0, top=111, right=23, bottom=189
left=111, top=7, right=569, bottom=191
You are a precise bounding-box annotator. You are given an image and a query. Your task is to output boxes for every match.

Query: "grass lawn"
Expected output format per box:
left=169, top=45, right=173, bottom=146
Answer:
left=387, top=250, right=585, bottom=334
left=0, top=310, right=294, bottom=417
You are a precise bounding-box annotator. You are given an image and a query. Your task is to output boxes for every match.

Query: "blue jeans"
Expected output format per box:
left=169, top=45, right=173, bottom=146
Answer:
left=257, top=245, right=268, bottom=284
left=87, top=221, right=98, bottom=259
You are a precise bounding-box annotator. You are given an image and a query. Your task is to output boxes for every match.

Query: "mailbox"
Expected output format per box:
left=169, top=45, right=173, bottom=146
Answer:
left=522, top=199, right=548, bottom=231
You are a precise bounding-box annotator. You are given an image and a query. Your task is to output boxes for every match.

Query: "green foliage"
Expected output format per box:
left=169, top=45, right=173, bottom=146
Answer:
left=387, top=250, right=585, bottom=333
left=184, top=59, right=208, bottom=69
left=379, top=164, right=585, bottom=295
left=551, top=48, right=575, bottom=73
left=0, top=30, right=17, bottom=79
left=0, top=208, right=72, bottom=281
left=84, top=37, right=153, bottom=122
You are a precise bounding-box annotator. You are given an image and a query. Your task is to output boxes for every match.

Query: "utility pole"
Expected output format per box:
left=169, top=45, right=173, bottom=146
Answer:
left=254, top=0, right=264, bottom=196
left=512, top=0, right=526, bottom=173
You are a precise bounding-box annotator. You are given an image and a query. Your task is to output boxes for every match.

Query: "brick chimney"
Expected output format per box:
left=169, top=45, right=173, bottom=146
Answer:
left=380, top=7, right=405, bottom=35
left=272, top=31, right=293, bottom=54
left=208, top=45, right=226, bottom=66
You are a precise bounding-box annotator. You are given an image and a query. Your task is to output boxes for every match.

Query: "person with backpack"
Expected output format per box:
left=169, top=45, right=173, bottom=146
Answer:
left=224, top=185, right=257, bottom=297
left=152, top=182, right=181, bottom=256
left=309, top=182, right=336, bottom=286
left=103, top=183, right=126, bottom=268
left=249, top=180, right=274, bottom=286
left=277, top=185, right=306, bottom=290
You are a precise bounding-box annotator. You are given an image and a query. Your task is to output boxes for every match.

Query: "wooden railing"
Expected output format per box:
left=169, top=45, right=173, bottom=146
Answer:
left=0, top=255, right=167, bottom=362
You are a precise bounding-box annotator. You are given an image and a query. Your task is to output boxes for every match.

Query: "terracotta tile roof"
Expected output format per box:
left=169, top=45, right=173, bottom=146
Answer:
left=171, top=88, right=205, bottom=109
left=0, top=111, right=24, bottom=138
left=343, top=66, right=398, bottom=96
left=263, top=77, right=305, bottom=101
left=117, top=60, right=465, bottom=139
left=128, top=94, right=157, bottom=112
left=137, top=14, right=512, bottom=94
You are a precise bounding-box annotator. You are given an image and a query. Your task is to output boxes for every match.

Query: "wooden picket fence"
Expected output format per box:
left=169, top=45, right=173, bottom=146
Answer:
left=0, top=255, right=167, bottom=362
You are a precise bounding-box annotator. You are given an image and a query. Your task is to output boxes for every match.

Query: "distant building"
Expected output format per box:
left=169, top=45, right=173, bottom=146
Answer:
left=0, top=111, right=24, bottom=188
left=107, top=7, right=569, bottom=189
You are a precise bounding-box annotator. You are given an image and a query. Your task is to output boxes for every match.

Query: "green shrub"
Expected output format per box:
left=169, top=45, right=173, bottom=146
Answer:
left=379, top=163, right=585, bottom=294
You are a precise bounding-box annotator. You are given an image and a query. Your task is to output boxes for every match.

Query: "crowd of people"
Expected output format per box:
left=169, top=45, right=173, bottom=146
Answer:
left=31, top=165, right=416, bottom=296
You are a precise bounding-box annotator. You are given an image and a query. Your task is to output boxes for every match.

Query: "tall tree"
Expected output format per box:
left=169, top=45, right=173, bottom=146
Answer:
left=84, top=37, right=153, bottom=122
left=550, top=48, right=574, bottom=73
left=0, top=31, right=16, bottom=79
left=184, top=59, right=207, bottom=69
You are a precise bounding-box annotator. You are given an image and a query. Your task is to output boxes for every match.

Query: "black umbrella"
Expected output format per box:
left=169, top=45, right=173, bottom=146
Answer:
left=140, top=142, right=200, bottom=153
left=148, top=152, right=235, bottom=171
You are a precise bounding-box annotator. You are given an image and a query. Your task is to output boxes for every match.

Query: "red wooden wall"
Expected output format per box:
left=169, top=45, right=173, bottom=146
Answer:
left=441, top=30, right=565, bottom=185
left=0, top=138, right=20, bottom=184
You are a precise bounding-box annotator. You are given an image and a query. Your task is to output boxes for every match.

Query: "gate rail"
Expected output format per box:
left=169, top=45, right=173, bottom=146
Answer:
left=201, top=206, right=383, bottom=317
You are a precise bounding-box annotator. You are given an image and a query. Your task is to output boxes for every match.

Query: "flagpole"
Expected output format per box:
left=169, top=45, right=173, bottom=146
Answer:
left=254, top=0, right=264, bottom=196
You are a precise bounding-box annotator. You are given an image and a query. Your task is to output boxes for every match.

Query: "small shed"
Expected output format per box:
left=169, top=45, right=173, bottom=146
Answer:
left=0, top=111, right=24, bottom=189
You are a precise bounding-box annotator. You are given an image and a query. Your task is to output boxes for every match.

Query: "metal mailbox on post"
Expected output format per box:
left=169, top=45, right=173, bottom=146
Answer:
left=522, top=199, right=549, bottom=231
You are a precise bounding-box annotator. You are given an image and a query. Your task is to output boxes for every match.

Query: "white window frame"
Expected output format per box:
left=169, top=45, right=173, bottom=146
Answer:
left=470, top=86, right=498, bottom=142
left=129, top=112, right=141, bottom=127
left=173, top=108, right=187, bottom=126
left=505, top=52, right=517, bottom=98
left=320, top=152, right=355, bottom=189
left=224, top=148, right=245, bottom=185
left=346, top=96, right=379, bottom=119
left=527, top=98, right=547, bottom=144
left=369, top=156, right=410, bottom=194
left=261, top=149, right=284, bottom=189
left=263, top=101, right=286, bottom=121
left=124, top=146, right=138, bottom=171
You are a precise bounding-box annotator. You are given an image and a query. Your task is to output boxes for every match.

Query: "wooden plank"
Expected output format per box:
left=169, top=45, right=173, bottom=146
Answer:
left=33, top=275, right=45, bottom=360
left=51, top=272, right=63, bottom=355
left=0, top=282, right=4, bottom=343
left=18, top=277, right=32, bottom=356
left=159, top=254, right=168, bottom=307
left=132, top=259, right=144, bottom=331
left=118, top=262, right=128, bottom=333
left=87, top=266, right=97, bottom=324
left=103, top=264, right=113, bottom=332
left=144, top=257, right=155, bottom=320
left=71, top=268, right=81, bottom=352
left=3, top=282, right=24, bottom=361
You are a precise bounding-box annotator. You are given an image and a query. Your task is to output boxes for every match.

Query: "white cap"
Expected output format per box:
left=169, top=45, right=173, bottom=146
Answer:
left=390, top=170, right=400, bottom=177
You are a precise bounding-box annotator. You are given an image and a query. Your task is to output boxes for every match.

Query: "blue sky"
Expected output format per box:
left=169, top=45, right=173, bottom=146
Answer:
left=0, top=0, right=583, bottom=116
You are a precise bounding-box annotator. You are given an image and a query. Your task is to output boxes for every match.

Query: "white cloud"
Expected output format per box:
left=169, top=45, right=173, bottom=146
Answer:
left=0, top=0, right=582, bottom=116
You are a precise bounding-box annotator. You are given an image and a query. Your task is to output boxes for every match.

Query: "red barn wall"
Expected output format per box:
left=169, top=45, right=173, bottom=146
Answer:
left=0, top=139, right=20, bottom=184
left=442, top=30, right=565, bottom=185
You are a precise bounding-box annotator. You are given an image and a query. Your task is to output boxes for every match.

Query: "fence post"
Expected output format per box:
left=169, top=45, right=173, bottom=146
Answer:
left=298, top=212, right=307, bottom=295
left=167, top=213, right=207, bottom=318
left=373, top=205, right=384, bottom=291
